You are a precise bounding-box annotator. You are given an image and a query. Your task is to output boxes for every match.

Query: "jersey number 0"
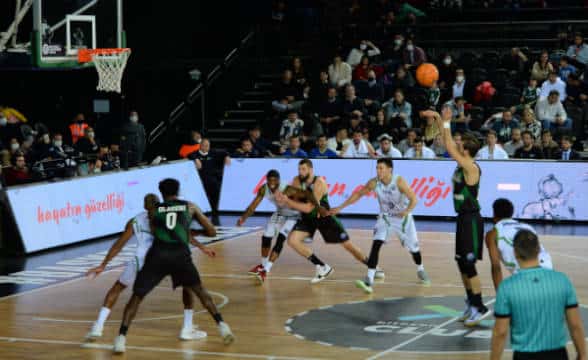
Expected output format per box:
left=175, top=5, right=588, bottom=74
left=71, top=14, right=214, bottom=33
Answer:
left=166, top=212, right=177, bottom=230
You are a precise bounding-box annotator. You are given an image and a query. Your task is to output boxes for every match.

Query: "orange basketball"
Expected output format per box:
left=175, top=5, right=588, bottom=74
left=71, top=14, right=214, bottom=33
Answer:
left=416, top=63, right=439, bottom=88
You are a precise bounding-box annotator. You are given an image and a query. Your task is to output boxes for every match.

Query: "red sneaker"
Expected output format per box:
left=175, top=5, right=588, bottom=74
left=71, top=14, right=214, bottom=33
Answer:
left=248, top=264, right=263, bottom=275
left=256, top=269, right=267, bottom=284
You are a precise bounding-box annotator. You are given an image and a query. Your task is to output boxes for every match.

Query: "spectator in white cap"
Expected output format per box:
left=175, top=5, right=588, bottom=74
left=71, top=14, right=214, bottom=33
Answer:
left=376, top=134, right=402, bottom=158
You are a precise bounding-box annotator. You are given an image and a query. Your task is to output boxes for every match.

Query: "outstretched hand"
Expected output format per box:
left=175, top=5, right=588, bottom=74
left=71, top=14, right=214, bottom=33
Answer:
left=201, top=247, right=217, bottom=258
left=327, top=207, right=342, bottom=216
left=86, top=264, right=105, bottom=279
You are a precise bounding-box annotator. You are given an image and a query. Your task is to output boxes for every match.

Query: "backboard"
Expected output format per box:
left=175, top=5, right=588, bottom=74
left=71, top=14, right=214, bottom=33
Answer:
left=32, top=0, right=124, bottom=68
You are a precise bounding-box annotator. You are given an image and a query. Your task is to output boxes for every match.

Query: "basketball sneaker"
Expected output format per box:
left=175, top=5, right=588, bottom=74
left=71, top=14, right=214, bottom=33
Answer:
left=179, top=327, right=207, bottom=341
left=458, top=299, right=472, bottom=322
left=248, top=264, right=263, bottom=275
left=113, top=335, right=126, bottom=353
left=355, top=278, right=373, bottom=294
left=374, top=268, right=385, bottom=280
left=464, top=305, right=490, bottom=327
left=417, top=269, right=431, bottom=286
left=310, top=264, right=333, bottom=284
left=218, top=322, right=235, bottom=345
left=256, top=269, right=267, bottom=284
left=85, top=322, right=103, bottom=341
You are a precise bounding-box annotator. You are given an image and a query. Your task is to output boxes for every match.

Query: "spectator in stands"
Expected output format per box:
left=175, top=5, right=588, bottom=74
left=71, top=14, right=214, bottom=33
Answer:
left=69, top=113, right=89, bottom=145
left=370, top=109, right=390, bottom=142
left=376, top=133, right=402, bottom=158
left=48, top=133, right=73, bottom=160
left=328, top=54, right=352, bottom=88
left=540, top=130, right=560, bottom=159
left=347, top=40, right=382, bottom=68
left=353, top=56, right=373, bottom=82
left=34, top=133, right=52, bottom=161
left=393, top=1, right=426, bottom=24
left=452, top=69, right=473, bottom=100
left=503, top=47, right=528, bottom=75
left=430, top=134, right=447, bottom=157
left=280, top=110, right=304, bottom=145
left=311, top=70, right=331, bottom=108
left=519, top=107, right=542, bottom=141
left=558, top=56, right=577, bottom=82
left=357, top=70, right=385, bottom=112
left=536, top=90, right=570, bottom=131
left=422, top=112, right=440, bottom=146
left=194, top=138, right=230, bottom=212
left=559, top=135, right=581, bottom=160
left=445, top=96, right=470, bottom=132
left=565, top=73, right=588, bottom=107
left=514, top=130, right=543, bottom=159
left=1, top=138, right=20, bottom=167
left=178, top=130, right=201, bottom=159
left=272, top=69, right=303, bottom=113
left=0, top=105, right=27, bottom=124
left=492, top=110, right=520, bottom=143
left=327, top=127, right=352, bottom=156
left=384, top=34, right=405, bottom=67
left=232, top=138, right=259, bottom=158
left=309, top=134, right=338, bottom=158
left=531, top=51, right=554, bottom=82
left=566, top=32, right=588, bottom=66
left=540, top=72, right=567, bottom=101
left=426, top=80, right=441, bottom=109
left=0, top=112, right=25, bottom=148
left=438, top=54, right=457, bottom=89
left=519, top=79, right=540, bottom=110
left=119, top=110, right=146, bottom=165
left=248, top=126, right=272, bottom=156
left=75, top=127, right=99, bottom=155
left=282, top=136, right=308, bottom=158
left=342, top=129, right=376, bottom=158
left=404, top=136, right=436, bottom=159
left=386, top=89, right=413, bottom=128
left=94, top=144, right=120, bottom=173
left=398, top=128, right=418, bottom=154
left=3, top=154, right=31, bottom=186
left=291, top=57, right=308, bottom=88
left=477, top=130, right=509, bottom=160
left=318, top=87, right=343, bottom=137
left=348, top=112, right=367, bottom=135
left=388, top=65, right=416, bottom=95
left=402, top=39, right=427, bottom=70
left=342, top=85, right=365, bottom=118
left=503, top=128, right=524, bottom=156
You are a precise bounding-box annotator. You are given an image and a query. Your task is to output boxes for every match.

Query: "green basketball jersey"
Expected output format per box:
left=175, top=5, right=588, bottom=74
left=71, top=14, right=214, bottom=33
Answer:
left=300, top=175, right=330, bottom=219
left=153, top=199, right=191, bottom=245
left=452, top=164, right=481, bottom=213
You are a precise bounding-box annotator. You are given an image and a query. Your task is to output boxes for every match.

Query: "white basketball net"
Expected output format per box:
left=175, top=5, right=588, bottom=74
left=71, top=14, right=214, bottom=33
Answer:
left=92, top=49, right=131, bottom=93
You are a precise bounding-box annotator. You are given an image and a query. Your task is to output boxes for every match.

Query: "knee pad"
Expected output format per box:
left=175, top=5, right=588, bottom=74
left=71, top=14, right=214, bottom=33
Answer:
left=457, top=258, right=477, bottom=277
left=261, top=236, right=273, bottom=249
left=272, top=234, right=287, bottom=255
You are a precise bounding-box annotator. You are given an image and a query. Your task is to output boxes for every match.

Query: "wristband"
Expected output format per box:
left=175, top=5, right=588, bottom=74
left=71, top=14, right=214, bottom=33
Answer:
left=443, top=122, right=451, bottom=129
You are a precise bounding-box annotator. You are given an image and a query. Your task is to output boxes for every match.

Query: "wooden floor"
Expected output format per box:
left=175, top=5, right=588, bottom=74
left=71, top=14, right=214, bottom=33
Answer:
left=0, top=229, right=587, bottom=360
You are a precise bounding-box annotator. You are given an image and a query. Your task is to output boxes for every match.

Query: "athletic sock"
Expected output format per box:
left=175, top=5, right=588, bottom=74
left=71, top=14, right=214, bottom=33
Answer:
left=119, top=325, right=128, bottom=336
left=261, top=257, right=269, bottom=267
left=466, top=289, right=474, bottom=303
left=96, top=307, right=111, bottom=326
left=411, top=251, right=422, bottom=265
left=183, top=309, right=193, bottom=329
left=212, top=313, right=224, bottom=324
left=308, top=254, right=325, bottom=266
left=417, top=264, right=425, bottom=272
left=265, top=261, right=273, bottom=272
left=470, top=293, right=484, bottom=310
left=367, top=268, right=376, bottom=284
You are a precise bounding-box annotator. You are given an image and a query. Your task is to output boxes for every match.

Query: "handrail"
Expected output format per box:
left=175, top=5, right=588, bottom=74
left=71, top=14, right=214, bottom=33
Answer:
left=148, top=30, right=255, bottom=145
left=353, top=19, right=588, bottom=30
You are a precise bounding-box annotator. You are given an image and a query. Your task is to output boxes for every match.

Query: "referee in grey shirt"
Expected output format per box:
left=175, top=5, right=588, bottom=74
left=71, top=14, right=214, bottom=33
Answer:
left=491, top=229, right=586, bottom=360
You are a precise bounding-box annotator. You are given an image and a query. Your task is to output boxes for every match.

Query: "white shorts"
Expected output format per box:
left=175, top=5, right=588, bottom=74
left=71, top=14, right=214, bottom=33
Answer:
left=263, top=212, right=299, bottom=238
left=373, top=213, right=420, bottom=253
left=539, top=251, right=553, bottom=270
left=118, top=256, right=144, bottom=287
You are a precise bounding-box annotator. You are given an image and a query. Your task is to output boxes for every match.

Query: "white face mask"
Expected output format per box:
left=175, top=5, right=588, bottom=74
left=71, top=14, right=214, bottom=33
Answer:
left=394, top=39, right=402, bottom=46
left=0, top=117, right=7, bottom=126
left=54, top=140, right=63, bottom=147
left=11, top=143, right=19, bottom=151
left=443, top=58, right=452, bottom=65
left=456, top=75, right=465, bottom=82
left=87, top=132, right=95, bottom=139
left=359, top=44, right=367, bottom=51
left=406, top=44, right=415, bottom=51
left=130, top=115, right=139, bottom=122
left=42, top=134, right=50, bottom=144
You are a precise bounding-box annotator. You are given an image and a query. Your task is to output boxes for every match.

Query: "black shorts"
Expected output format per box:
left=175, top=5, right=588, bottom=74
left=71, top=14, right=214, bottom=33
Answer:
left=513, top=348, right=568, bottom=360
left=293, top=216, right=349, bottom=244
left=455, top=211, right=484, bottom=263
left=133, top=243, right=201, bottom=298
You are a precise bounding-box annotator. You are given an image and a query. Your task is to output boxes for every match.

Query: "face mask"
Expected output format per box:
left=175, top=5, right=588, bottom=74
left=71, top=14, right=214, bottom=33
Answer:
left=130, top=115, right=139, bottom=122
left=406, top=45, right=414, bottom=51
left=394, top=39, right=402, bottom=46
left=456, top=75, right=465, bottom=82
left=11, top=143, right=19, bottom=151
left=43, top=134, right=50, bottom=144
left=0, top=117, right=7, bottom=126
left=87, top=132, right=95, bottom=139
left=54, top=140, right=62, bottom=147
left=360, top=44, right=367, bottom=50
left=443, top=58, right=452, bottom=65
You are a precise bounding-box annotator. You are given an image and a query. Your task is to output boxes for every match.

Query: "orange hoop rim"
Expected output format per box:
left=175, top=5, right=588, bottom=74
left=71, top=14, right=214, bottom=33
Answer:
left=78, top=48, right=131, bottom=63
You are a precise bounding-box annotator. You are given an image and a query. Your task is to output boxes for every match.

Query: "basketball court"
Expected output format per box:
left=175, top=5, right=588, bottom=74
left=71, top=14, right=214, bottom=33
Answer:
left=1, top=216, right=586, bottom=360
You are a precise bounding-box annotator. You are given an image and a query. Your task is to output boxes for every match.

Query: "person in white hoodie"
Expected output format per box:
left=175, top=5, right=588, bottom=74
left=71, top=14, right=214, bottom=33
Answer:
left=376, top=134, right=403, bottom=158
left=539, top=72, right=566, bottom=101
left=476, top=130, right=509, bottom=160
left=347, top=40, right=382, bottom=68
left=328, top=54, right=352, bottom=88
left=535, top=90, right=571, bottom=131
left=343, top=129, right=376, bottom=158
left=403, top=136, right=436, bottom=159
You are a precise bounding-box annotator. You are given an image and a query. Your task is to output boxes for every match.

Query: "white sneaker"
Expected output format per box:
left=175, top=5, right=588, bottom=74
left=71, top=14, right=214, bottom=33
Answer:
left=458, top=299, right=472, bottom=322
left=113, top=335, right=126, bottom=354
left=218, top=322, right=235, bottom=345
left=464, top=306, right=489, bottom=327
left=310, top=264, right=333, bottom=284
left=374, top=268, right=385, bottom=279
left=85, top=322, right=103, bottom=341
left=179, top=327, right=207, bottom=340
left=417, top=269, right=431, bottom=286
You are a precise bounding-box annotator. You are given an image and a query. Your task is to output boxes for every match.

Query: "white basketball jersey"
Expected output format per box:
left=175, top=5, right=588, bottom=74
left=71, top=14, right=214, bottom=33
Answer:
left=131, top=212, right=154, bottom=260
left=264, top=182, right=299, bottom=217
left=375, top=175, right=409, bottom=216
left=494, top=219, right=548, bottom=273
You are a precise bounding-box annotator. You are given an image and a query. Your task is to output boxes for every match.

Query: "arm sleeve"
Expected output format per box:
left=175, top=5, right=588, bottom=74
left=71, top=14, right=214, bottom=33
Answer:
left=565, top=277, right=578, bottom=308
left=494, top=283, right=511, bottom=318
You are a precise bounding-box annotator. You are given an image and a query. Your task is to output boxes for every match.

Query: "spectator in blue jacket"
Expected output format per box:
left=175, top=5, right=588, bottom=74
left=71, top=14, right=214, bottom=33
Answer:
left=309, top=134, right=338, bottom=158
left=282, top=136, right=308, bottom=158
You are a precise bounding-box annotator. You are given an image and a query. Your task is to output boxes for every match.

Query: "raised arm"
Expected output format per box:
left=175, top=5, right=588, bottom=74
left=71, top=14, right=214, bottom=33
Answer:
left=330, top=178, right=376, bottom=215
left=396, top=176, right=417, bottom=217
left=87, top=220, right=135, bottom=278
left=237, top=186, right=266, bottom=226
left=189, top=202, right=216, bottom=237
left=485, top=229, right=504, bottom=290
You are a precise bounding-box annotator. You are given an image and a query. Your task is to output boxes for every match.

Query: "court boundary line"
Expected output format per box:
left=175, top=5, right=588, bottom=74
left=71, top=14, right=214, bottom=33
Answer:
left=0, top=336, right=326, bottom=360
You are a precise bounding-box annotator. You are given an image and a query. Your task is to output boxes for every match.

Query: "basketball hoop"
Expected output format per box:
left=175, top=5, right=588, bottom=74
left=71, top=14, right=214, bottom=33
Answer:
left=78, top=48, right=131, bottom=93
